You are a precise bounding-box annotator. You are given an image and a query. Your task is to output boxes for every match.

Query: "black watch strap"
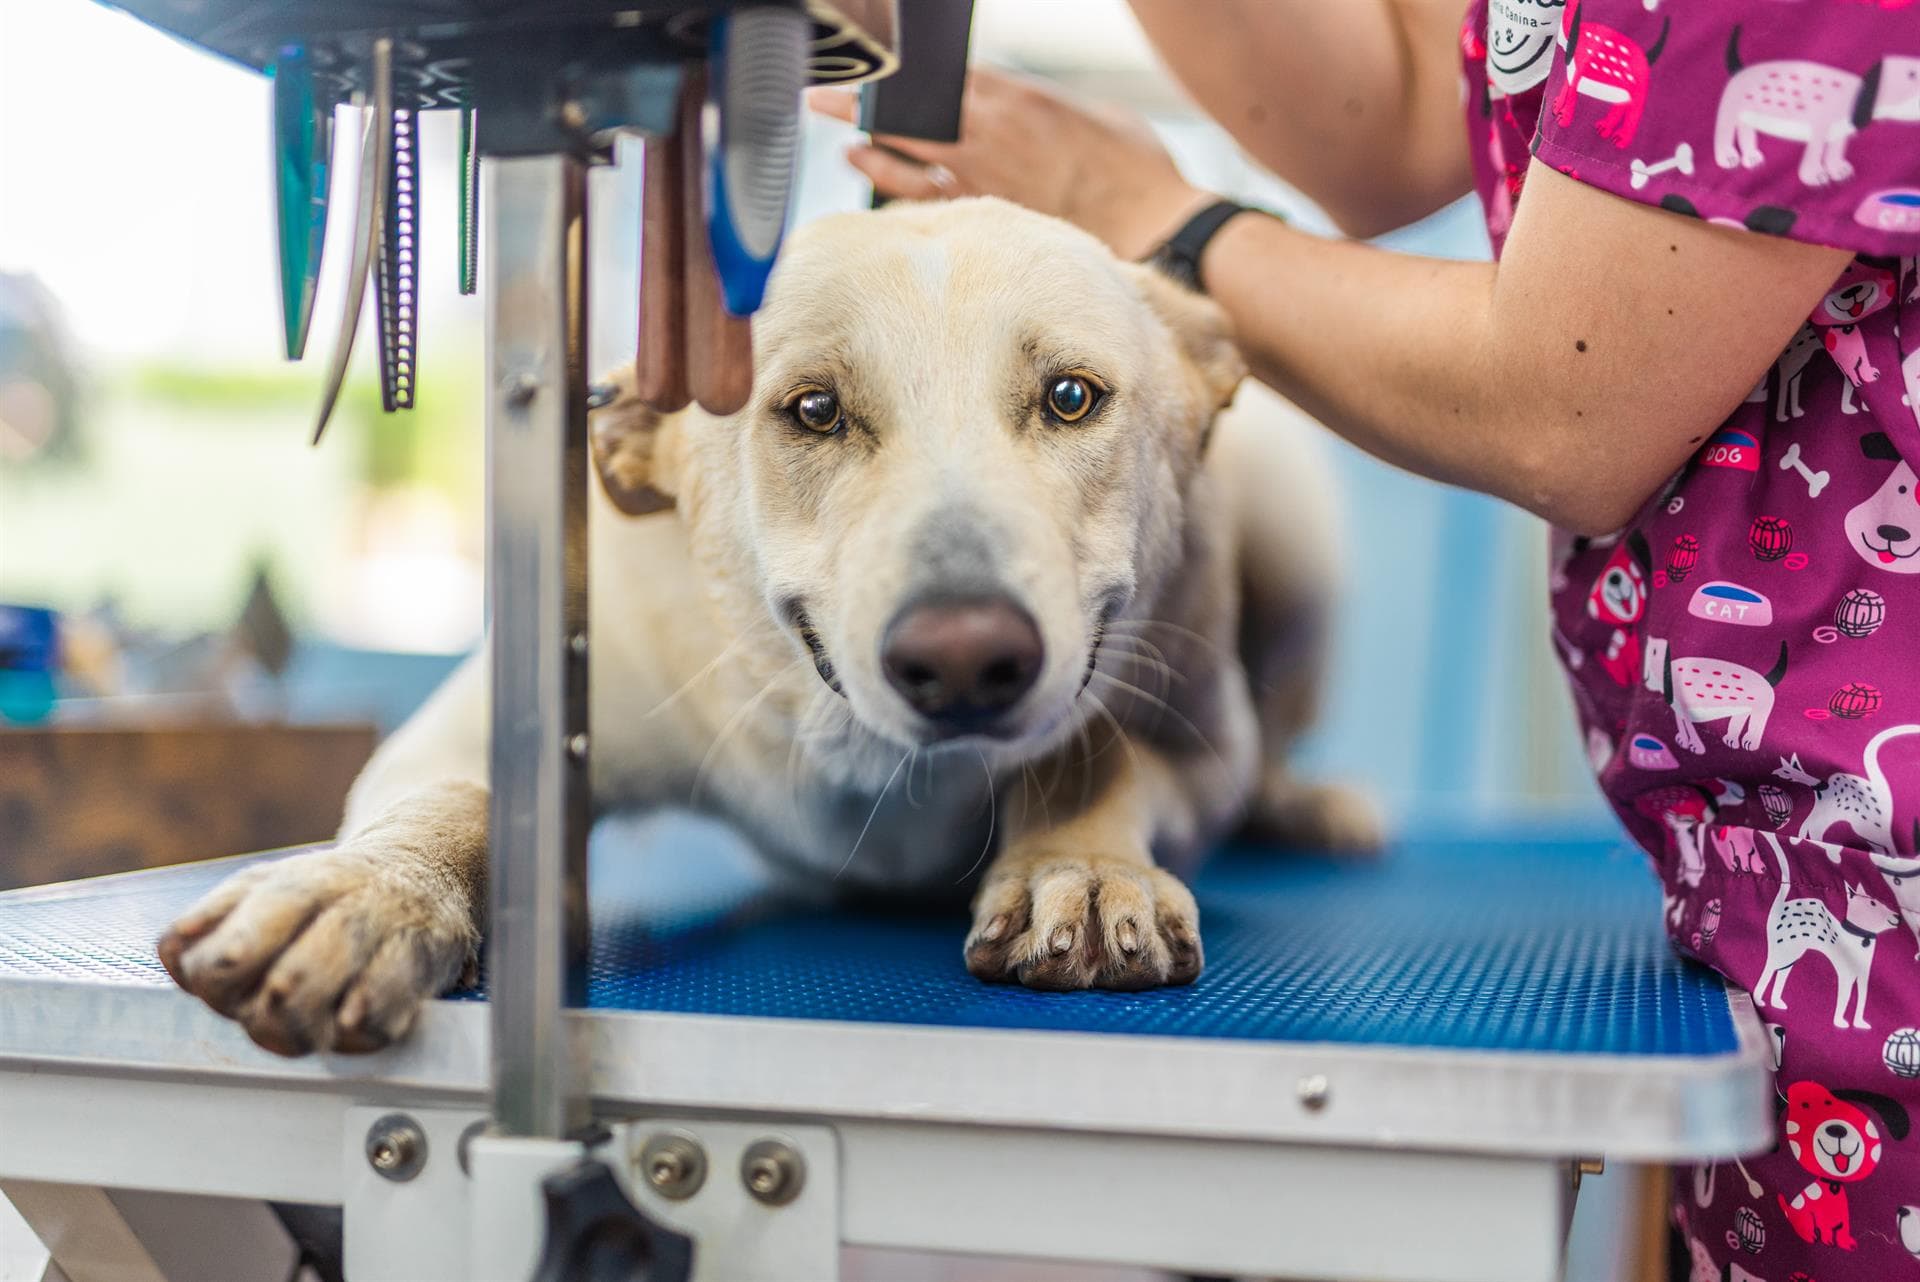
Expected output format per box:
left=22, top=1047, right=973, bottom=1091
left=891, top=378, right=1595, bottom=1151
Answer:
left=1145, top=198, right=1273, bottom=292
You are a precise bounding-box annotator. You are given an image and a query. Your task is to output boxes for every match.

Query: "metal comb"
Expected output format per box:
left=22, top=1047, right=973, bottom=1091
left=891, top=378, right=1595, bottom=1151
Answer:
left=376, top=103, right=418, bottom=411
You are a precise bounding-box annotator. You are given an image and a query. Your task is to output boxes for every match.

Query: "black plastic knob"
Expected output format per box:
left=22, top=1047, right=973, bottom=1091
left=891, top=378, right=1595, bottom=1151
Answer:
left=531, top=1158, right=694, bottom=1282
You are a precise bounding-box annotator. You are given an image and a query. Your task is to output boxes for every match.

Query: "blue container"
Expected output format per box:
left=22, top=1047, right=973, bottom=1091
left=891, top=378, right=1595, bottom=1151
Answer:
left=0, top=605, right=58, bottom=725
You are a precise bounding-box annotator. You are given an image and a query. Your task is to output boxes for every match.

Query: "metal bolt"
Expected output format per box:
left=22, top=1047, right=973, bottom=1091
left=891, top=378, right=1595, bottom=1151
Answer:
left=638, top=1133, right=707, bottom=1201
left=501, top=372, right=540, bottom=407
left=741, top=1139, right=805, bottom=1206
left=1296, top=1074, right=1331, bottom=1113
left=365, top=1114, right=428, bottom=1182
left=569, top=632, right=589, bottom=659
left=567, top=732, right=589, bottom=761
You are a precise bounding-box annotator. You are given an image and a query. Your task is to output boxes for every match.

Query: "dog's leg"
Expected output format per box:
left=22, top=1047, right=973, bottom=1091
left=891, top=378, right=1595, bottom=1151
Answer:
left=1207, top=396, right=1383, bottom=856
left=1714, top=103, right=1742, bottom=170
left=159, top=653, right=491, bottom=1056
left=1237, top=619, right=1383, bottom=853
left=964, top=729, right=1205, bottom=991
left=1798, top=139, right=1831, bottom=187
left=1821, top=129, right=1855, bottom=185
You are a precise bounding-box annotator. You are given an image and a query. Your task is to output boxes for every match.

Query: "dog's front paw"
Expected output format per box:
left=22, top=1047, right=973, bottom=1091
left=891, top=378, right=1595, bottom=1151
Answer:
left=964, top=857, right=1201, bottom=991
left=157, top=847, right=475, bottom=1057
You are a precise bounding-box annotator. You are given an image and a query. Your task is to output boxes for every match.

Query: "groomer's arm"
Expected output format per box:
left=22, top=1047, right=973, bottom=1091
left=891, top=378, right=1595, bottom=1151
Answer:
left=1191, top=166, right=1847, bottom=534
left=1126, top=0, right=1476, bottom=235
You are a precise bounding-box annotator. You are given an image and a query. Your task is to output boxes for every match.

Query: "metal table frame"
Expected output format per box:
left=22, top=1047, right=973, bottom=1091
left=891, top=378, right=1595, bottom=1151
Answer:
left=0, top=952, right=1773, bottom=1282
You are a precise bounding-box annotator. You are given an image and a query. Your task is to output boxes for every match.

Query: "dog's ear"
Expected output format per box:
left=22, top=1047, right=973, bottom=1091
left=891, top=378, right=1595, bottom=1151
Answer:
left=1627, top=530, right=1651, bottom=575
left=1862, top=431, right=1903, bottom=463
left=1836, top=1088, right=1912, bottom=1140
left=1123, top=263, right=1248, bottom=424
left=590, top=366, right=680, bottom=517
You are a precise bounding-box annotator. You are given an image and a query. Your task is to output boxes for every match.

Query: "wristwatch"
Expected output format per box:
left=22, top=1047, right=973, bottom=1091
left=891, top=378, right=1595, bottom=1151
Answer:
left=1144, top=198, right=1279, bottom=292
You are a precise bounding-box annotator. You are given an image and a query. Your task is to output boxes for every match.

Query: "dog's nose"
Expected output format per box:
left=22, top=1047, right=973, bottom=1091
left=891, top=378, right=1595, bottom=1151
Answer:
left=882, top=596, right=1043, bottom=728
left=1879, top=524, right=1912, bottom=543
left=1826, top=1123, right=1849, bottom=1139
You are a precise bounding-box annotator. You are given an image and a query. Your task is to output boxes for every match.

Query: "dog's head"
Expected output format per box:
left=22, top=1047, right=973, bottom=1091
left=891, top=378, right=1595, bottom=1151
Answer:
left=1845, top=433, right=1920, bottom=574
left=1782, top=1080, right=1908, bottom=1185
left=1584, top=530, right=1649, bottom=626
left=591, top=198, right=1244, bottom=787
left=1812, top=261, right=1896, bottom=326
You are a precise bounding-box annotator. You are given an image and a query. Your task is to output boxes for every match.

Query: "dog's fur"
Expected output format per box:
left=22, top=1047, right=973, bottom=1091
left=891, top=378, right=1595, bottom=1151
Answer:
left=158, top=199, right=1373, bottom=1056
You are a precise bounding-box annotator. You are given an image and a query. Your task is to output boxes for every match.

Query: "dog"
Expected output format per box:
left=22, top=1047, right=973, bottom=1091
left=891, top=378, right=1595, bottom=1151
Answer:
left=1553, top=4, right=1668, bottom=148
left=1778, top=1080, right=1909, bottom=1250
left=1773, top=726, right=1920, bottom=857
left=155, top=198, right=1375, bottom=1056
left=1643, top=636, right=1789, bottom=754
left=1717, top=30, right=1920, bottom=187
left=1811, top=262, right=1897, bottom=414
left=1583, top=531, right=1649, bottom=686
left=1847, top=432, right=1920, bottom=574
left=1756, top=835, right=1900, bottom=1031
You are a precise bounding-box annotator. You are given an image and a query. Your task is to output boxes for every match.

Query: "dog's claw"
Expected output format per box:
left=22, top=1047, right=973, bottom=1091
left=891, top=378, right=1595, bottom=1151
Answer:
left=980, top=914, right=1008, bottom=943
left=1048, top=926, right=1075, bottom=955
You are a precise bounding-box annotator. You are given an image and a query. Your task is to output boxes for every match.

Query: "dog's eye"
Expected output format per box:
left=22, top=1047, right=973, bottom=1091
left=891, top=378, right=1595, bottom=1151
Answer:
left=789, top=389, right=843, bottom=434
left=1045, top=375, right=1098, bottom=424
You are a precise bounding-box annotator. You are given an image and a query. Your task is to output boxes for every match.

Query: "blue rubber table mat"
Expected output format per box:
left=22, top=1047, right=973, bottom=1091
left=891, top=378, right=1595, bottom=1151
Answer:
left=0, top=817, right=1737, bottom=1057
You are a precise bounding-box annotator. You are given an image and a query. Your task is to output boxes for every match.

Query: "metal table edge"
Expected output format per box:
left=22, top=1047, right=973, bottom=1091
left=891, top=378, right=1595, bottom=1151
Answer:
left=0, top=974, right=1776, bottom=1162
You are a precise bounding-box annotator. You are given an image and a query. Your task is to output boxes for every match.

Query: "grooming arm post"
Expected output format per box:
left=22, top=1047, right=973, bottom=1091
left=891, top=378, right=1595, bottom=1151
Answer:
left=484, top=151, right=591, bottom=1144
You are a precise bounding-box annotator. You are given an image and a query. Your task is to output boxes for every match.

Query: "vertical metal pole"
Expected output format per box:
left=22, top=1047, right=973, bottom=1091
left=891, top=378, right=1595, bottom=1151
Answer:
left=484, top=153, right=591, bottom=1141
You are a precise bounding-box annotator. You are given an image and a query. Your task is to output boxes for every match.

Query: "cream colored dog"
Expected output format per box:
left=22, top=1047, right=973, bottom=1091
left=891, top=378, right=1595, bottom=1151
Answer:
left=159, top=198, right=1375, bottom=1056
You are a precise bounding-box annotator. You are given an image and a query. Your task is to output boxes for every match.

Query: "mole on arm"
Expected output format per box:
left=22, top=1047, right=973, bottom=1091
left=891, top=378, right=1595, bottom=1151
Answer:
left=1575, top=339, right=1589, bottom=353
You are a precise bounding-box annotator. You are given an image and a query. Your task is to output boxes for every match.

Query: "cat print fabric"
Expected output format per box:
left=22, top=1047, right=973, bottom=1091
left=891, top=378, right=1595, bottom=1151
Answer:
left=1461, top=0, right=1920, bottom=1275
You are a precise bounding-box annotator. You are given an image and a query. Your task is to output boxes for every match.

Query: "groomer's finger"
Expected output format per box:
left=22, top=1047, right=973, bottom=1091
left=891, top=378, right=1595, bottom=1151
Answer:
left=844, top=144, right=959, bottom=201
left=805, top=86, right=858, bottom=123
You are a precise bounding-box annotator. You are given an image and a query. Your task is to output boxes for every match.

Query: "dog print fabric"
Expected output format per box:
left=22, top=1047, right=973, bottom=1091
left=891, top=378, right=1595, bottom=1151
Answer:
left=1462, top=1, right=1920, bottom=1275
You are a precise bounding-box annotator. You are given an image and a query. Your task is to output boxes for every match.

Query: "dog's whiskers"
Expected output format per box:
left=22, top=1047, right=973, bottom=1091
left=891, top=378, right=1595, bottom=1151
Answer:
left=1087, top=668, right=1233, bottom=784
left=836, top=748, right=913, bottom=880
left=1086, top=691, right=1145, bottom=780
left=952, top=746, right=998, bottom=885
left=690, top=658, right=810, bottom=806
left=1106, top=618, right=1231, bottom=672
left=1019, top=759, right=1052, bottom=837
left=1099, top=636, right=1182, bottom=695
left=642, top=626, right=775, bottom=720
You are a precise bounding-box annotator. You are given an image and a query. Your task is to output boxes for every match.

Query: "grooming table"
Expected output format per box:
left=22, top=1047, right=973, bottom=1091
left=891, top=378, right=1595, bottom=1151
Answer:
left=0, top=817, right=1770, bottom=1282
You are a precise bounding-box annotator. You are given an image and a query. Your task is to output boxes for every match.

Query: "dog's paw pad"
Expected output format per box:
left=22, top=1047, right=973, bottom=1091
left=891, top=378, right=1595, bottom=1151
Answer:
left=965, top=859, right=1200, bottom=991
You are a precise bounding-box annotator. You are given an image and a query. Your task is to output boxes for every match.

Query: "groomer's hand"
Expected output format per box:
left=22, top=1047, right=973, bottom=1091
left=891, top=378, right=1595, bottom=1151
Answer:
left=807, top=68, right=1210, bottom=260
